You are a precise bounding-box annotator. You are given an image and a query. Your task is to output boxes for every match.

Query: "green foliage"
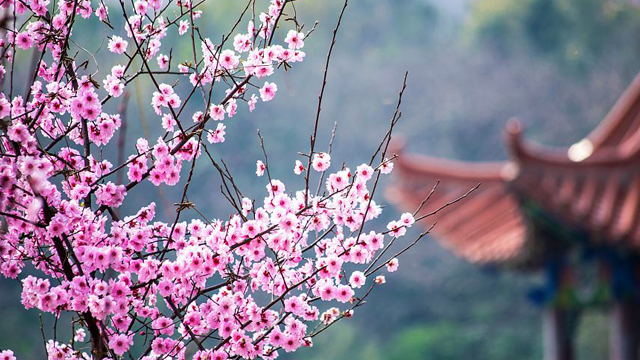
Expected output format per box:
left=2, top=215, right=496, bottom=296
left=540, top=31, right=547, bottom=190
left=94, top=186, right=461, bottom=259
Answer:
left=466, top=0, right=534, bottom=54
left=387, top=324, right=472, bottom=360
left=387, top=323, right=543, bottom=360
left=467, top=0, right=640, bottom=71
left=288, top=319, right=543, bottom=360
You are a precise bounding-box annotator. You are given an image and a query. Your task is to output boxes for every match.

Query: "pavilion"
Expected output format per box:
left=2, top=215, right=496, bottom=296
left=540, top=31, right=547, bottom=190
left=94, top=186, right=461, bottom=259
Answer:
left=387, top=72, right=640, bottom=360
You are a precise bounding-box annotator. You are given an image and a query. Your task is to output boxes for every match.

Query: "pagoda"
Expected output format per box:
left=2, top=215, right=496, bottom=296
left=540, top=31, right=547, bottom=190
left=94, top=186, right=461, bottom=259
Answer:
left=388, top=72, right=640, bottom=360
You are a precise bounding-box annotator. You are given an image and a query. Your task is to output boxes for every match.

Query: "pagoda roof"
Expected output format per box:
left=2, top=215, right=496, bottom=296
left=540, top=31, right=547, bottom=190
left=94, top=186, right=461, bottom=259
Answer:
left=388, top=71, right=640, bottom=265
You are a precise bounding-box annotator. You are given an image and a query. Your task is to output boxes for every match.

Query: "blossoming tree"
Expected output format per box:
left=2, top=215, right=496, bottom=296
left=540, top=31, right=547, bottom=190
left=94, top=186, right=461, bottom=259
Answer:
left=0, top=0, right=465, bottom=358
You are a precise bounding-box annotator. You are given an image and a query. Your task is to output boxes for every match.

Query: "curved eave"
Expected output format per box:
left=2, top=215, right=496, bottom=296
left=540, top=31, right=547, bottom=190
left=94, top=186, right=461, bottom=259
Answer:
left=505, top=119, right=640, bottom=170
left=386, top=183, right=527, bottom=265
left=393, top=149, right=507, bottom=184
left=504, top=69, right=640, bottom=167
left=505, top=119, right=640, bottom=246
left=388, top=145, right=527, bottom=265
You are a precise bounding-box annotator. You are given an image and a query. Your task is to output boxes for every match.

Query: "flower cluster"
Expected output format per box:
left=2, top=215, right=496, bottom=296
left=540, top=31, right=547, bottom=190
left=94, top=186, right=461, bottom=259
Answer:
left=0, top=0, right=421, bottom=359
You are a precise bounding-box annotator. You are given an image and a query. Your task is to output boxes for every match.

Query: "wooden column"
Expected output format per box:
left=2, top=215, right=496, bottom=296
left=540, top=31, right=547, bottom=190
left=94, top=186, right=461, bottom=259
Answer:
left=610, top=300, right=639, bottom=360
left=543, top=261, right=577, bottom=360
left=544, top=307, right=575, bottom=360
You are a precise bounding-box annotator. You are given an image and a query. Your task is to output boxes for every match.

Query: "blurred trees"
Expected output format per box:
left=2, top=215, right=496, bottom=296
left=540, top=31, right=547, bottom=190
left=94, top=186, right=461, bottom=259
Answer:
left=468, top=0, right=640, bottom=73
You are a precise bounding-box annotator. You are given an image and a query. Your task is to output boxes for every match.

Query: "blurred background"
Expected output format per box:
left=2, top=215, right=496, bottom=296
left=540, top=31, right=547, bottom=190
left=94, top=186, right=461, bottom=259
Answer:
left=4, top=0, right=640, bottom=358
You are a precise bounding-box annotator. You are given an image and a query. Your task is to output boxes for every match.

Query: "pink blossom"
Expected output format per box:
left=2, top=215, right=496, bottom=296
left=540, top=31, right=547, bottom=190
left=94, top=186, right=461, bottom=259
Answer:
left=109, top=333, right=133, bottom=356
left=318, top=283, right=336, bottom=301
left=386, top=221, right=406, bottom=237
left=108, top=36, right=128, bottom=54
left=380, top=158, right=394, bottom=174
left=219, top=50, right=240, bottom=70
left=248, top=94, right=258, bottom=112
left=259, top=82, right=277, bottom=102
left=74, top=328, right=86, bottom=342
left=226, top=98, right=238, bottom=117
left=15, top=32, right=33, bottom=50
left=0, top=97, right=10, bottom=118
left=207, top=123, right=226, bottom=144
left=178, top=20, right=189, bottom=35
left=349, top=271, right=366, bottom=288
left=386, top=258, right=399, bottom=272
left=95, top=4, right=108, bottom=21
left=335, top=285, right=354, bottom=303
left=254, top=64, right=274, bottom=79
left=152, top=316, right=175, bottom=336
left=95, top=182, right=127, bottom=207
left=209, top=104, right=226, bottom=121
left=282, top=336, right=300, bottom=352
left=233, top=33, right=252, bottom=53
left=356, top=164, right=374, bottom=181
left=0, top=350, right=16, bottom=360
left=284, top=30, right=305, bottom=49
left=256, top=160, right=265, bottom=177
left=400, top=212, right=415, bottom=227
left=134, top=0, right=148, bottom=14
left=312, top=152, right=331, bottom=172
left=157, top=54, right=169, bottom=69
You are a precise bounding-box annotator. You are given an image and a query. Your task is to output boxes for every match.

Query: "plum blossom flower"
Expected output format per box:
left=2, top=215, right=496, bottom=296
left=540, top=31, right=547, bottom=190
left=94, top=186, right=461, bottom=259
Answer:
left=260, top=82, right=277, bottom=102
left=207, top=123, right=226, bottom=144
left=15, top=32, right=33, bottom=50
left=109, top=333, right=133, bottom=356
left=349, top=271, right=366, bottom=288
left=219, top=50, right=240, bottom=70
left=284, top=30, right=305, bottom=49
left=256, top=160, right=265, bottom=177
left=400, top=212, right=415, bottom=227
left=0, top=97, right=10, bottom=118
left=254, top=64, right=274, bottom=79
left=0, top=350, right=16, bottom=360
left=134, top=0, right=148, bottom=14
left=248, top=94, right=258, bottom=112
left=233, top=33, right=252, bottom=53
left=95, top=182, right=127, bottom=208
left=335, top=285, right=354, bottom=303
left=178, top=20, right=189, bottom=35
left=95, top=4, right=108, bottom=21
left=209, top=104, right=226, bottom=121
left=108, top=36, right=128, bottom=54
left=318, top=283, right=336, bottom=301
left=294, top=160, right=304, bottom=175
left=386, top=258, right=399, bottom=272
left=386, top=221, right=406, bottom=237
left=241, top=197, right=252, bottom=216
left=356, top=164, right=374, bottom=181
left=74, top=328, right=86, bottom=342
left=380, top=158, right=394, bottom=174
left=157, top=54, right=169, bottom=69
left=312, top=152, right=331, bottom=172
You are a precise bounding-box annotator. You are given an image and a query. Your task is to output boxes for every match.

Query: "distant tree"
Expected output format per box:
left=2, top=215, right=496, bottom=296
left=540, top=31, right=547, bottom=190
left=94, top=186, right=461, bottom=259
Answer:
left=467, top=0, right=640, bottom=71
